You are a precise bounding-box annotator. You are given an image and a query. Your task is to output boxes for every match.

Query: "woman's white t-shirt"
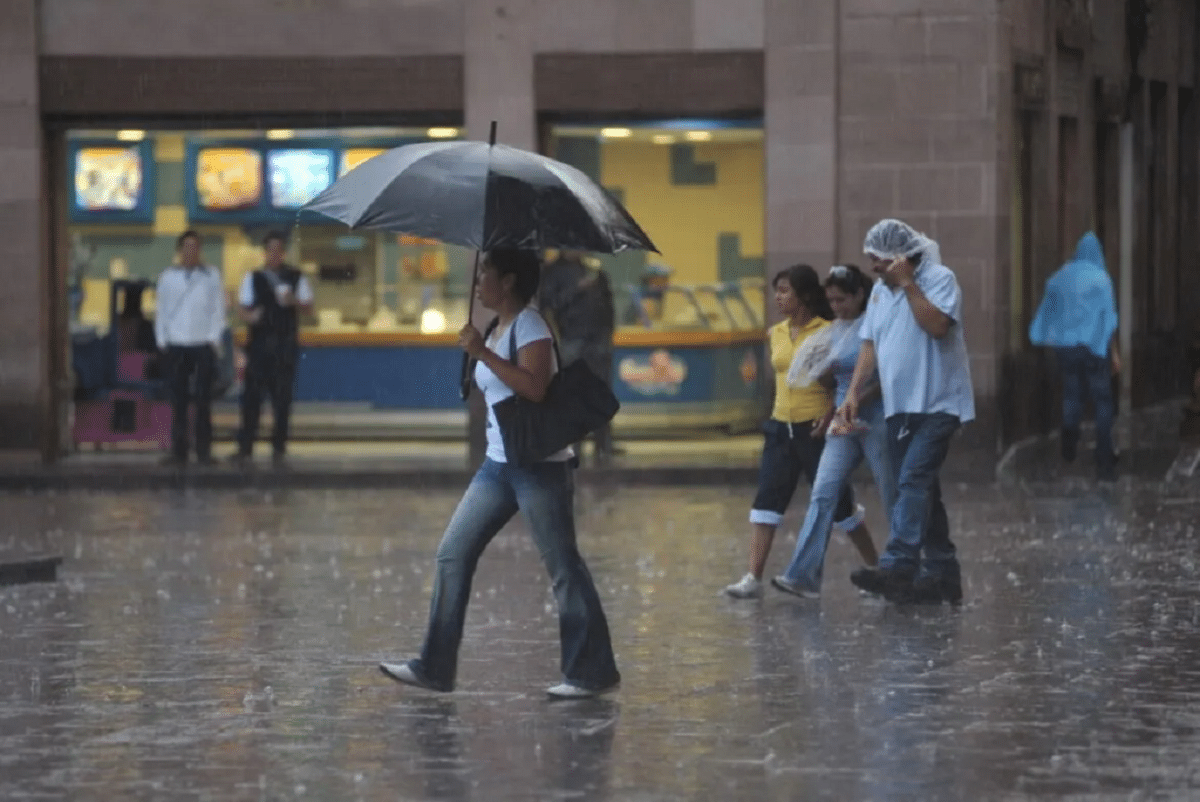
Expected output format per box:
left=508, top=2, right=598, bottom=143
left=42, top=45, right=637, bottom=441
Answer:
left=474, top=307, right=573, bottom=464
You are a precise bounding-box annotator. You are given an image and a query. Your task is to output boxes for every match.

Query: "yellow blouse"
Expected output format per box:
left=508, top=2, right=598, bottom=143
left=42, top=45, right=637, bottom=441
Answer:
left=769, top=317, right=833, bottom=424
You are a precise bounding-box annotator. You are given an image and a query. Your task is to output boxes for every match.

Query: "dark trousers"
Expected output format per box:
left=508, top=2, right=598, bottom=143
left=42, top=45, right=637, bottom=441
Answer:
left=166, top=344, right=215, bottom=460
left=1055, top=345, right=1116, bottom=472
left=237, top=352, right=297, bottom=456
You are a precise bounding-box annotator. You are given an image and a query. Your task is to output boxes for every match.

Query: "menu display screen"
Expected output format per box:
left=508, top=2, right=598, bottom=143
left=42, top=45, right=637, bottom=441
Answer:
left=196, top=147, right=263, bottom=210
left=74, top=147, right=143, bottom=212
left=268, top=149, right=335, bottom=208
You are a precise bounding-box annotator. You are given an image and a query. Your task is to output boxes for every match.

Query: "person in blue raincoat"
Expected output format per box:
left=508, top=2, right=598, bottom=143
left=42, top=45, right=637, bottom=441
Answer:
left=1029, top=231, right=1121, bottom=481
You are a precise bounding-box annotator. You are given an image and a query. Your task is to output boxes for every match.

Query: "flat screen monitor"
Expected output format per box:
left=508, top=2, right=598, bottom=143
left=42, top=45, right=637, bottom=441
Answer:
left=268, top=149, right=335, bottom=208
left=74, top=146, right=143, bottom=212
left=196, top=147, right=263, bottom=211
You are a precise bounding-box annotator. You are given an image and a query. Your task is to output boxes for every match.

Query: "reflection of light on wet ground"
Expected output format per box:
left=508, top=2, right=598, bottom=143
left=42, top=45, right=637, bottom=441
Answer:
left=1, top=479, right=1198, bottom=799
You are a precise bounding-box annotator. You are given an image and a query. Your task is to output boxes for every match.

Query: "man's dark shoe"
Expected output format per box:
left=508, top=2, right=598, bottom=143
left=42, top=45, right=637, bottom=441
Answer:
left=1097, top=464, right=1118, bottom=483
left=851, top=566, right=914, bottom=599
left=1061, top=427, right=1079, bottom=463
left=159, top=454, right=186, bottom=468
left=195, top=455, right=218, bottom=467
left=850, top=566, right=886, bottom=594
left=909, top=575, right=963, bottom=605
left=227, top=451, right=252, bottom=466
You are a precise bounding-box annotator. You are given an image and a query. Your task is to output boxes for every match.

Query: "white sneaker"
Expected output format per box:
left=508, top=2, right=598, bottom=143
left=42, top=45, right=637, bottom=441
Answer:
left=723, top=573, right=762, bottom=599
left=379, top=661, right=444, bottom=692
left=771, top=575, right=821, bottom=599
left=546, top=681, right=619, bottom=699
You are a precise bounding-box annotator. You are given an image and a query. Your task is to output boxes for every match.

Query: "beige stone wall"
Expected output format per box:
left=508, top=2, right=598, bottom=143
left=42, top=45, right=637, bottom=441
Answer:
left=0, top=0, right=46, bottom=451
left=39, top=0, right=765, bottom=57
left=39, top=0, right=468, bottom=57
left=836, top=0, right=1003, bottom=404
left=764, top=0, right=838, bottom=292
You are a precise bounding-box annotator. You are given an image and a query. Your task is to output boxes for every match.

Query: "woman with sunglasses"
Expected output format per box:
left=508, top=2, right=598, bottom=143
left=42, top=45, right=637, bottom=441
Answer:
left=723, top=264, right=869, bottom=599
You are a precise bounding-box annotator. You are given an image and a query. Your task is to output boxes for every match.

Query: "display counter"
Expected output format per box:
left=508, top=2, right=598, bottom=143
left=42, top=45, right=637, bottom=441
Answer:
left=229, top=325, right=766, bottom=438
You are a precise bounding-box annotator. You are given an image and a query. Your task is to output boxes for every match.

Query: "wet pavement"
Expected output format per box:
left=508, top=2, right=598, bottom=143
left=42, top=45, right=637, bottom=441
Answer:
left=2, top=452, right=1199, bottom=801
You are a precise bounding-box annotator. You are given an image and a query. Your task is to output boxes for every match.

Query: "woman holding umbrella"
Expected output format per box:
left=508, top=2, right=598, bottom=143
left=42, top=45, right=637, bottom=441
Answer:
left=380, top=249, right=622, bottom=699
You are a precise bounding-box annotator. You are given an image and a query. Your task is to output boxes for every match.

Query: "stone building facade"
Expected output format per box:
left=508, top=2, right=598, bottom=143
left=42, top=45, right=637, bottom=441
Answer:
left=1, top=0, right=1196, bottom=458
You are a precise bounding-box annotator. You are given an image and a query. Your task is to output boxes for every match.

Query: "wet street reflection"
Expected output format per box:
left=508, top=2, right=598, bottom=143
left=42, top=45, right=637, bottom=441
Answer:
left=2, top=478, right=1199, bottom=799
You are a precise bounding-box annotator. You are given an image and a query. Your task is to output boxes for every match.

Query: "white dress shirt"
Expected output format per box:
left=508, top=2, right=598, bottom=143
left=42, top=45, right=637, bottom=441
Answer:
left=154, top=265, right=227, bottom=348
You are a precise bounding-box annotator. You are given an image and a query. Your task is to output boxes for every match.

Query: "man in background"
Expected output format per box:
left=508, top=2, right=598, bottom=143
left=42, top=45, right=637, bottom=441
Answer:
left=230, top=231, right=313, bottom=466
left=155, top=230, right=227, bottom=467
left=539, top=249, right=618, bottom=464
left=1029, top=231, right=1120, bottom=482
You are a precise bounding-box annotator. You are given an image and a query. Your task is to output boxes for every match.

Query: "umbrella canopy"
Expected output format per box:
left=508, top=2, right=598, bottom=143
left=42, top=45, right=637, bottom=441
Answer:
left=301, top=140, right=657, bottom=254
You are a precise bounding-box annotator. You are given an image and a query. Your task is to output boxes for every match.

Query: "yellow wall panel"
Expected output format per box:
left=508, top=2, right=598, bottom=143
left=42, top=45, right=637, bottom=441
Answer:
left=599, top=139, right=763, bottom=287
left=153, top=205, right=187, bottom=235
left=154, top=133, right=185, bottom=162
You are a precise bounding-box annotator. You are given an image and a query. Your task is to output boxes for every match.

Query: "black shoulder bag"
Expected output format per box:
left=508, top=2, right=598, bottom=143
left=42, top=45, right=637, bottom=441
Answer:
left=489, top=313, right=620, bottom=468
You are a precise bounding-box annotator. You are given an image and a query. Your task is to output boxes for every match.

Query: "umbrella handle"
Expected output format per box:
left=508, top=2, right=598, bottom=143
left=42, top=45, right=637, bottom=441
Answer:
left=459, top=249, right=483, bottom=401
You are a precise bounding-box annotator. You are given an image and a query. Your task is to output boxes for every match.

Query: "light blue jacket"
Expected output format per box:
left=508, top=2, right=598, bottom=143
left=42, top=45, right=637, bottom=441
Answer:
left=1029, top=232, right=1118, bottom=359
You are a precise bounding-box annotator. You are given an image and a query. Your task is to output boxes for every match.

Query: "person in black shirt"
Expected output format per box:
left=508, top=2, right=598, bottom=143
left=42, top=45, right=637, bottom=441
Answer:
left=229, top=231, right=313, bottom=466
left=538, top=250, right=618, bottom=463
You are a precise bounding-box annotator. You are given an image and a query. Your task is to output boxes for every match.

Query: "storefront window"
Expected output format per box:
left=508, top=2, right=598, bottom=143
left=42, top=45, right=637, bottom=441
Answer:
left=65, top=126, right=473, bottom=338
left=547, top=120, right=765, bottom=333
left=65, top=121, right=764, bottom=339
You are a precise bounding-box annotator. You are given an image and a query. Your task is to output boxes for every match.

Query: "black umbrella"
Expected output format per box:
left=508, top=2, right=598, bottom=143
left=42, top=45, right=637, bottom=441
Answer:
left=301, top=123, right=658, bottom=398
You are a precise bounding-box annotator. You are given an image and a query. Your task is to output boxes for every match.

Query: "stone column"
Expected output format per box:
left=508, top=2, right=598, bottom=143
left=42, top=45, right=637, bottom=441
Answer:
left=0, top=0, right=48, bottom=456
left=763, top=0, right=839, bottom=324
left=463, top=0, right=536, bottom=467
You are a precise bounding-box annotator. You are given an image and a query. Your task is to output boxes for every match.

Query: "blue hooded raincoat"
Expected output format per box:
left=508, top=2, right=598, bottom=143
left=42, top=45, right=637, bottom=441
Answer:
left=1029, top=232, right=1119, bottom=358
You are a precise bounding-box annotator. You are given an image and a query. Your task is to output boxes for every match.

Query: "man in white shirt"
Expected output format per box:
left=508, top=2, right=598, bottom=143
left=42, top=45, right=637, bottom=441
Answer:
left=229, top=230, right=313, bottom=465
left=840, top=219, right=975, bottom=605
left=154, top=230, right=227, bottom=466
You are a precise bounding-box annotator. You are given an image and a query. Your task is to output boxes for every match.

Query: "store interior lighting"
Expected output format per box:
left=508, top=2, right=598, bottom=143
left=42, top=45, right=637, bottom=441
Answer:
left=420, top=308, right=448, bottom=335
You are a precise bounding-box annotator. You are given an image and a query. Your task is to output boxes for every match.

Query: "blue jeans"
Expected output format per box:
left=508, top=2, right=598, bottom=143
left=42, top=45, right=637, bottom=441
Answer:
left=410, top=458, right=620, bottom=692
left=877, top=413, right=961, bottom=584
left=780, top=406, right=897, bottom=590
left=1055, top=345, right=1115, bottom=471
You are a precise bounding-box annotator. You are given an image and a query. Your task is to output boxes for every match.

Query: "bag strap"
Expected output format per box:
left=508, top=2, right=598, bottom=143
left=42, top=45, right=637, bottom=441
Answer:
left=506, top=310, right=562, bottom=368
left=159, top=266, right=206, bottom=339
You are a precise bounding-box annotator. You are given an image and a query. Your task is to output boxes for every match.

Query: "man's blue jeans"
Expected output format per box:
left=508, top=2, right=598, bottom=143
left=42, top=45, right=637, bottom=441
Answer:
left=410, top=458, right=620, bottom=692
left=877, top=412, right=961, bottom=584
left=780, top=406, right=896, bottom=591
left=1055, top=345, right=1116, bottom=472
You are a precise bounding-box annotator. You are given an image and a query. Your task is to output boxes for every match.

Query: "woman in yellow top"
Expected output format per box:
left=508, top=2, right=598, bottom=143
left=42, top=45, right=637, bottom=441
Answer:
left=724, top=264, right=877, bottom=598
